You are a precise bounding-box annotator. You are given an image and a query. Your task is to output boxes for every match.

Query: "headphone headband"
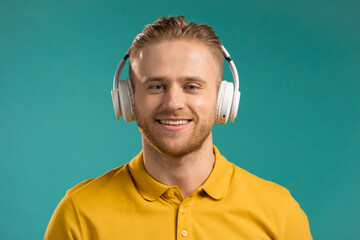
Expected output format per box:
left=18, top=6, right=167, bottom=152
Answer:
left=113, top=49, right=130, bottom=91
left=221, top=45, right=239, bottom=94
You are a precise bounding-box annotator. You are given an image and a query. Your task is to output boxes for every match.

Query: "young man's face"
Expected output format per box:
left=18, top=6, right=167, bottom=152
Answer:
left=131, top=39, right=220, bottom=157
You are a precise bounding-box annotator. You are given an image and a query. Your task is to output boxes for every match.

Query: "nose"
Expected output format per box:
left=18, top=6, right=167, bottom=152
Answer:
left=162, top=84, right=185, bottom=111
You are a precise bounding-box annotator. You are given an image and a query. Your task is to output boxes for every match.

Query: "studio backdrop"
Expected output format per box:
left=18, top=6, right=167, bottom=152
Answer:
left=0, top=0, right=359, bottom=239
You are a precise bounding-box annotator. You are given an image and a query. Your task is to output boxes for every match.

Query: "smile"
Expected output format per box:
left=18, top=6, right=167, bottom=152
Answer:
left=158, top=120, right=191, bottom=125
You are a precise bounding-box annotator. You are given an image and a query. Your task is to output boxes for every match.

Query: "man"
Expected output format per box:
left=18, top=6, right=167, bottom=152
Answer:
left=45, top=15, right=312, bottom=239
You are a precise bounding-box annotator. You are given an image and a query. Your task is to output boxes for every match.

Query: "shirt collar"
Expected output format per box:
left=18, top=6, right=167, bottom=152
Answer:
left=128, top=145, right=234, bottom=201
left=128, top=151, right=170, bottom=201
left=201, top=145, right=234, bottom=200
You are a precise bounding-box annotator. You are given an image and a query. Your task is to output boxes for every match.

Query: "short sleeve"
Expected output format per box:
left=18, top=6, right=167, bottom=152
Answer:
left=281, top=193, right=313, bottom=240
left=44, top=192, right=83, bottom=240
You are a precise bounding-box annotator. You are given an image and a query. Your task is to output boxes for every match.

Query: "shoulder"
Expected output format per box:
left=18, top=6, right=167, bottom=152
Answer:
left=229, top=164, right=300, bottom=214
left=228, top=164, right=312, bottom=239
left=44, top=164, right=134, bottom=239
left=228, top=163, right=299, bottom=216
left=232, top=165, right=291, bottom=200
left=67, top=164, right=133, bottom=201
left=213, top=146, right=292, bottom=204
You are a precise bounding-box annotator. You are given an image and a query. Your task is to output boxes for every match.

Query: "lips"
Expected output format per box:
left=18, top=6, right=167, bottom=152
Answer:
left=158, top=120, right=190, bottom=125
left=155, top=119, right=192, bottom=132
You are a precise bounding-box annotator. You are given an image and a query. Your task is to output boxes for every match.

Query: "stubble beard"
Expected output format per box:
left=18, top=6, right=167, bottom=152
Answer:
left=134, top=105, right=215, bottom=158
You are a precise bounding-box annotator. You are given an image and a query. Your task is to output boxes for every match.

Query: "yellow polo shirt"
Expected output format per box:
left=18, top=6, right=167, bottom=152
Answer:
left=44, top=146, right=312, bottom=239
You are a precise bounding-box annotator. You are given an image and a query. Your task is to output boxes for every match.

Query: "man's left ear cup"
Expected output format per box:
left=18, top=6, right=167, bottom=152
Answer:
left=215, top=81, right=234, bottom=124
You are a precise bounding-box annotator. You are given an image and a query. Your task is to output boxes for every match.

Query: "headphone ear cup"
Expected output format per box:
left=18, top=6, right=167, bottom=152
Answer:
left=118, top=78, right=135, bottom=122
left=111, top=81, right=121, bottom=120
left=230, top=90, right=241, bottom=122
left=127, top=78, right=135, bottom=120
left=215, top=81, right=234, bottom=124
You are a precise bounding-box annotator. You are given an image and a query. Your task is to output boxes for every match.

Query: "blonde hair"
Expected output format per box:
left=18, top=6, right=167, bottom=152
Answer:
left=129, top=15, right=223, bottom=82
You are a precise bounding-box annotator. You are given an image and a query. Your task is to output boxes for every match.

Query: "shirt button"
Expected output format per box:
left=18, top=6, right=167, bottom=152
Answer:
left=180, top=207, right=188, bottom=214
left=181, top=230, right=188, bottom=237
left=167, top=191, right=175, bottom=198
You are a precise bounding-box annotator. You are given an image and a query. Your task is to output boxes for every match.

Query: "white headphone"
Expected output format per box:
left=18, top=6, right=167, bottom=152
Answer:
left=111, top=45, right=241, bottom=124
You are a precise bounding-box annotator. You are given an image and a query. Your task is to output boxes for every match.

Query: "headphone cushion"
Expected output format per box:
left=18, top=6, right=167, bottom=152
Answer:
left=215, top=81, right=234, bottom=124
left=230, top=91, right=241, bottom=122
left=118, top=79, right=135, bottom=122
left=111, top=81, right=121, bottom=120
left=216, top=81, right=225, bottom=123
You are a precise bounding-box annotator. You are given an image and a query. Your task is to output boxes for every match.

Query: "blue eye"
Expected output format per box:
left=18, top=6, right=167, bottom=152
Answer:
left=150, top=85, right=163, bottom=90
left=186, top=85, right=198, bottom=91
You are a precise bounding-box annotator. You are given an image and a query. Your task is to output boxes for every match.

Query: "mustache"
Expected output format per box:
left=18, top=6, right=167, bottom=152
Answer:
left=154, top=109, right=194, bottom=119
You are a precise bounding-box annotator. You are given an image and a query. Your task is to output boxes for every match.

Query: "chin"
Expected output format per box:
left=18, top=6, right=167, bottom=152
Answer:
left=155, top=145, right=199, bottom=158
left=137, top=112, right=215, bottom=158
left=146, top=135, right=211, bottom=158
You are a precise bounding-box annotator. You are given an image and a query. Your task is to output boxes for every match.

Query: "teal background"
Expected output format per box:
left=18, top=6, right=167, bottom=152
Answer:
left=1, top=0, right=359, bottom=239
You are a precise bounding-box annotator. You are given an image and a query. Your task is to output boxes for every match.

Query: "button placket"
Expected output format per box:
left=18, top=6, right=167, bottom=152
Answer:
left=167, top=191, right=175, bottom=198
left=177, top=203, right=191, bottom=239
left=180, top=207, right=188, bottom=214
left=166, top=188, right=182, bottom=208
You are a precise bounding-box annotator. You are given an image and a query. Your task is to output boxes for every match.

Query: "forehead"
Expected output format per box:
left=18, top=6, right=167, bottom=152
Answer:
left=131, top=39, right=220, bottom=83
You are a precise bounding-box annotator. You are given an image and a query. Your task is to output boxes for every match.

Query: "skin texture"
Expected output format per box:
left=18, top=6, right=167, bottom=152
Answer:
left=131, top=39, right=221, bottom=198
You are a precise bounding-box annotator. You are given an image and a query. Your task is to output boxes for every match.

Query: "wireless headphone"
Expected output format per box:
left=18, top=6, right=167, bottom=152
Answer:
left=111, top=45, right=241, bottom=124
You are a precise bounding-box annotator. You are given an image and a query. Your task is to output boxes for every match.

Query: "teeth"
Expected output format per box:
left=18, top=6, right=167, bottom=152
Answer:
left=159, top=120, right=190, bottom=125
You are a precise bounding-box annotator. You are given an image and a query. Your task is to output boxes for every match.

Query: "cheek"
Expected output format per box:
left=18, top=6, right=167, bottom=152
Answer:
left=135, top=92, right=162, bottom=113
left=189, top=94, right=217, bottom=112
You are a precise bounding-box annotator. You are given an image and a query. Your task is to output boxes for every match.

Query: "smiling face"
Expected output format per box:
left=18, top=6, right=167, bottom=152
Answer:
left=131, top=39, right=221, bottom=157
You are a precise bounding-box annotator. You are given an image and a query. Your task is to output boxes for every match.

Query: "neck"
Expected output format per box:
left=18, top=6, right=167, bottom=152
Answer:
left=142, top=135, right=215, bottom=199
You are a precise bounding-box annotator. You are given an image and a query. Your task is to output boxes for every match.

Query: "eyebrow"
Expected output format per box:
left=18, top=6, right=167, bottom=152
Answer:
left=144, top=77, right=166, bottom=83
left=144, top=76, right=208, bottom=85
